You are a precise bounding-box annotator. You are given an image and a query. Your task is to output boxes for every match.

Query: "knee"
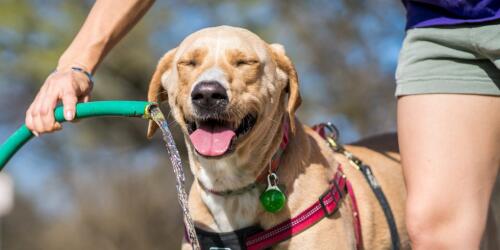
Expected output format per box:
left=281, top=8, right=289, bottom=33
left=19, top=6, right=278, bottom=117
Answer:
left=405, top=199, right=484, bottom=250
left=405, top=204, right=441, bottom=248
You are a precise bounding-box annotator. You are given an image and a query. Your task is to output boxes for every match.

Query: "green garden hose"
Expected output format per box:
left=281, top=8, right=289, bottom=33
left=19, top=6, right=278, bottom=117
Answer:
left=0, top=101, right=157, bottom=170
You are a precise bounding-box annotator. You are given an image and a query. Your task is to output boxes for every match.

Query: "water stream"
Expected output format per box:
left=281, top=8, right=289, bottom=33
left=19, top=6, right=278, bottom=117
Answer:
left=149, top=106, right=200, bottom=250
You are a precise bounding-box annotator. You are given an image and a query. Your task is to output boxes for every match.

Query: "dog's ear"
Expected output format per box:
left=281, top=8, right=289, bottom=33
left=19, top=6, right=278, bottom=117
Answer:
left=270, top=43, right=302, bottom=133
left=147, top=48, right=177, bottom=139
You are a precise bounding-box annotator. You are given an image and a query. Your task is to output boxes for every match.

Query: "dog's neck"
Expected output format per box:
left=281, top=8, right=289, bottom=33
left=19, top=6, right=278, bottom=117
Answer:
left=188, top=117, right=288, bottom=231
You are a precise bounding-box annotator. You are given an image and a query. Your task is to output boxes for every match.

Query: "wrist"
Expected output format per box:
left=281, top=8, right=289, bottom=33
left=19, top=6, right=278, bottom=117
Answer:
left=56, top=62, right=92, bottom=73
left=57, top=38, right=107, bottom=74
left=57, top=56, right=97, bottom=75
left=53, top=65, right=94, bottom=84
left=70, top=67, right=94, bottom=84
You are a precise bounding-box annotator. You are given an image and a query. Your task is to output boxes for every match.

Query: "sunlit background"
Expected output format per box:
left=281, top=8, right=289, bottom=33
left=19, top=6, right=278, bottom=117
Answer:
left=0, top=1, right=409, bottom=249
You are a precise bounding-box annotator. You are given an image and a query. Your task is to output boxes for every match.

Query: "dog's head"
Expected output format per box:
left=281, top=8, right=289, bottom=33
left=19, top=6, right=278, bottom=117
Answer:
left=147, top=26, right=301, bottom=159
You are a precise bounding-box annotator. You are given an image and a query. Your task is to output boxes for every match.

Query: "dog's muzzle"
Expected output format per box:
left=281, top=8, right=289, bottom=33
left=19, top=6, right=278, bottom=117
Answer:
left=188, top=80, right=257, bottom=158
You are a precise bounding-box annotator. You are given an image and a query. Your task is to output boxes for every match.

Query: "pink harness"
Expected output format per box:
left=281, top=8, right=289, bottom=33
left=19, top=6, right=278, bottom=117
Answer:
left=245, top=165, right=362, bottom=250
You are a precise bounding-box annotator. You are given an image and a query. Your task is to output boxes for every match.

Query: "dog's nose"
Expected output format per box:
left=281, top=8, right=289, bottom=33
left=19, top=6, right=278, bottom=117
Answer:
left=191, top=81, right=228, bottom=109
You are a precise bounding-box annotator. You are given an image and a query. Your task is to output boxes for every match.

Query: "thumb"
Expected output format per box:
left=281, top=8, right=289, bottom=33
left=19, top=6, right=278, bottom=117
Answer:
left=62, top=92, right=78, bottom=121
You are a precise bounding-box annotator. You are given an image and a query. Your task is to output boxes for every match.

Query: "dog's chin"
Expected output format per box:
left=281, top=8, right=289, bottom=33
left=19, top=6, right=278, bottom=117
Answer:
left=185, top=113, right=257, bottom=158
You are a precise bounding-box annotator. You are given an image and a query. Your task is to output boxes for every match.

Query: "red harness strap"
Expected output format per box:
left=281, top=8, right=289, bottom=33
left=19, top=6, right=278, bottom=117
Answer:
left=313, top=123, right=363, bottom=249
left=245, top=166, right=361, bottom=250
left=346, top=172, right=363, bottom=249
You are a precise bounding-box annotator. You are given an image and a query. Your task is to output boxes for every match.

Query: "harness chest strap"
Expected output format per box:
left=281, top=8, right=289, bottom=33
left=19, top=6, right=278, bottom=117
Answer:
left=245, top=166, right=361, bottom=250
left=346, top=173, right=363, bottom=250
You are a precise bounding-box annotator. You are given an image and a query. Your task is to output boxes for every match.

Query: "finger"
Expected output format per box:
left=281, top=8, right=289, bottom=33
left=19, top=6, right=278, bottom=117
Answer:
left=39, top=94, right=59, bottom=131
left=25, top=107, right=38, bottom=136
left=81, top=94, right=91, bottom=103
left=31, top=87, right=48, bottom=133
left=62, top=91, right=78, bottom=121
left=25, top=105, right=35, bottom=131
left=26, top=86, right=45, bottom=133
left=32, top=111, right=46, bottom=135
left=53, top=122, right=62, bottom=131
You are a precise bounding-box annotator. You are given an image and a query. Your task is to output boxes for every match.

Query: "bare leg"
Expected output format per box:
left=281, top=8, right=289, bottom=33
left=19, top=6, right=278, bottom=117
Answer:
left=398, top=94, right=500, bottom=250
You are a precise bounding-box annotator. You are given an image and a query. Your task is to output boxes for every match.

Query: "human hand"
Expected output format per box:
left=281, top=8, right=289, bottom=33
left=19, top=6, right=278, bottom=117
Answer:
left=25, top=67, right=93, bottom=136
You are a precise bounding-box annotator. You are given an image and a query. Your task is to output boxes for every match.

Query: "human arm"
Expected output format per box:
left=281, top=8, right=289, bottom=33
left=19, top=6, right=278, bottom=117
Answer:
left=26, top=0, right=155, bottom=135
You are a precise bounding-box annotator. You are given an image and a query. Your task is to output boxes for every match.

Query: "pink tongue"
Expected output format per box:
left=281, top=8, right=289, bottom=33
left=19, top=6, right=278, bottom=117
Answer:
left=189, top=125, right=236, bottom=157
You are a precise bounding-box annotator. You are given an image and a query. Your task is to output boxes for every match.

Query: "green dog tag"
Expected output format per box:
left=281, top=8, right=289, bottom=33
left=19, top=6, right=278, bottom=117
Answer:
left=260, top=173, right=286, bottom=213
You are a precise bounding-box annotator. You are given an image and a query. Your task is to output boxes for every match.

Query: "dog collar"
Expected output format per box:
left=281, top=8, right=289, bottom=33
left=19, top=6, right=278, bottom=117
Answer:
left=197, top=117, right=290, bottom=196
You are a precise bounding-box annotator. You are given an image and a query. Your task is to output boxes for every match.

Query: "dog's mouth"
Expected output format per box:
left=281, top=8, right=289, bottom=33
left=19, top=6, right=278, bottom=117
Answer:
left=186, top=113, right=257, bottom=158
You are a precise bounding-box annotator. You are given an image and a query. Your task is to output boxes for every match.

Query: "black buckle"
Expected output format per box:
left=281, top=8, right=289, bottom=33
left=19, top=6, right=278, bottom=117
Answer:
left=319, top=176, right=348, bottom=217
left=319, top=187, right=338, bottom=217
left=329, top=174, right=347, bottom=197
left=333, top=179, right=343, bottom=199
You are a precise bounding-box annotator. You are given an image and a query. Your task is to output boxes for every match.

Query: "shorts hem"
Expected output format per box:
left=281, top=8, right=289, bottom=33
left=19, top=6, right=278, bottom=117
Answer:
left=395, top=78, right=500, bottom=96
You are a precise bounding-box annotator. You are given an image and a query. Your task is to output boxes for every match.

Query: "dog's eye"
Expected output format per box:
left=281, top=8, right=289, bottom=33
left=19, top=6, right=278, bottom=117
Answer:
left=179, top=60, right=197, bottom=67
left=235, top=59, right=258, bottom=67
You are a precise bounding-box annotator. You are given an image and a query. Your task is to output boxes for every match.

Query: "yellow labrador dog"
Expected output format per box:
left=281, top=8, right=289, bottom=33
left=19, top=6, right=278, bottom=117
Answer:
left=147, top=26, right=409, bottom=249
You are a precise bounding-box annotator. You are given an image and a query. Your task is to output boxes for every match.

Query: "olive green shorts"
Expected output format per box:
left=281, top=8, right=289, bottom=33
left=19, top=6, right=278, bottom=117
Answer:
left=395, top=21, right=500, bottom=96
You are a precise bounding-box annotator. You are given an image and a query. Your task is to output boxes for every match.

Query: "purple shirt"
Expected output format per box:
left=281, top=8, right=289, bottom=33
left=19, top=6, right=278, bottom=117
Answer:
left=403, top=0, right=500, bottom=29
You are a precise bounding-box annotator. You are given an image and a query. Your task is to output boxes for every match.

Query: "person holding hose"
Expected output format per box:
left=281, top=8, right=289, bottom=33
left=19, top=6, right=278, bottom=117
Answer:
left=25, top=0, right=499, bottom=249
left=25, top=0, right=155, bottom=135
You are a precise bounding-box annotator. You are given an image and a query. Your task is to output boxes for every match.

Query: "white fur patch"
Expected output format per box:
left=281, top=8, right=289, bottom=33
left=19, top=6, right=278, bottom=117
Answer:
left=201, top=188, right=261, bottom=231
left=195, top=154, right=262, bottom=231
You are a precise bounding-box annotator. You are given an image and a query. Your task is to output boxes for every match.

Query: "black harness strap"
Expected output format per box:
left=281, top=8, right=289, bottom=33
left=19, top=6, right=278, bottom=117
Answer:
left=194, top=225, right=264, bottom=250
left=316, top=122, right=401, bottom=250
left=359, top=163, right=400, bottom=250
